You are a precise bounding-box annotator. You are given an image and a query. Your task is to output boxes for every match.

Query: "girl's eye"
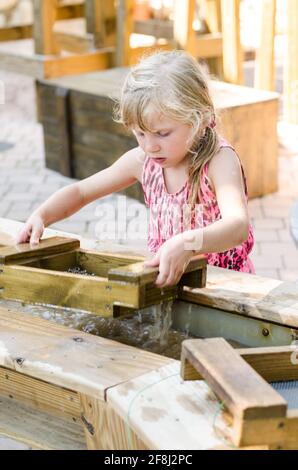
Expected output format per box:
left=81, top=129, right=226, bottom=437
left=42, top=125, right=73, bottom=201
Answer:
left=158, top=132, right=170, bottom=137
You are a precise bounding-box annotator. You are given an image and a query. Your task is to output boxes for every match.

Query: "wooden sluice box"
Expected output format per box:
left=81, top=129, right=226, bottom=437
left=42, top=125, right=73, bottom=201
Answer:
left=0, top=235, right=207, bottom=317
left=1, top=222, right=298, bottom=449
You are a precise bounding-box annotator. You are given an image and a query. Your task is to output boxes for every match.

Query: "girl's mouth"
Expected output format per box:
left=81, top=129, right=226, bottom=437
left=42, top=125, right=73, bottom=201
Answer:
left=152, top=157, right=166, bottom=164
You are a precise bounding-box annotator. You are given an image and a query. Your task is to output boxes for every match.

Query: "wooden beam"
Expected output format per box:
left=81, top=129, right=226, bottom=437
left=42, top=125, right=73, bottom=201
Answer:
left=0, top=366, right=80, bottom=421
left=221, top=0, right=243, bottom=84
left=0, top=25, right=32, bottom=42
left=33, top=0, right=60, bottom=55
left=173, top=0, right=196, bottom=55
left=255, top=0, right=276, bottom=91
left=0, top=236, right=79, bottom=264
left=284, top=0, right=298, bottom=123
left=182, top=344, right=298, bottom=382
left=116, top=0, right=134, bottom=66
left=180, top=338, right=287, bottom=422
left=204, top=0, right=222, bottom=33
left=85, top=0, right=117, bottom=49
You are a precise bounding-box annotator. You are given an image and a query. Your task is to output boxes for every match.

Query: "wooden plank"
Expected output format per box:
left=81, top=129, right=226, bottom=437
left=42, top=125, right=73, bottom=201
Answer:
left=116, top=0, right=134, bottom=66
left=134, top=19, right=173, bottom=39
left=173, top=0, right=196, bottom=55
left=182, top=345, right=298, bottom=382
left=220, top=0, right=243, bottom=84
left=107, top=362, right=228, bottom=450
left=204, top=0, right=222, bottom=33
left=0, top=236, right=79, bottom=264
left=43, top=50, right=113, bottom=79
left=193, top=33, right=222, bottom=58
left=255, top=0, right=276, bottom=91
left=108, top=258, right=207, bottom=287
left=85, top=0, right=116, bottom=49
left=0, top=394, right=86, bottom=450
left=0, top=366, right=80, bottom=421
left=33, top=0, right=60, bottom=55
left=0, top=25, right=32, bottom=42
left=180, top=265, right=298, bottom=329
left=180, top=338, right=287, bottom=421
left=0, top=39, right=112, bottom=79
left=79, top=394, right=148, bottom=450
left=0, top=307, right=173, bottom=399
left=41, top=83, right=73, bottom=176
left=0, top=264, right=140, bottom=313
left=284, top=0, right=298, bottom=124
left=54, top=18, right=93, bottom=54
left=56, top=0, right=84, bottom=20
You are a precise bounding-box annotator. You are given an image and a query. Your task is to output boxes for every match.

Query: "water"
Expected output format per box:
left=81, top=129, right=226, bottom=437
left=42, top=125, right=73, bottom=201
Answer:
left=0, top=299, right=196, bottom=360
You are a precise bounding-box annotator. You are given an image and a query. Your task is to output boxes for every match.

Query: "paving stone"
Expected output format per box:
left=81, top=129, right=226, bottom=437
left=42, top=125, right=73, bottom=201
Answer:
left=253, top=229, right=280, bottom=242
left=253, top=218, right=285, bottom=230
left=255, top=269, right=280, bottom=279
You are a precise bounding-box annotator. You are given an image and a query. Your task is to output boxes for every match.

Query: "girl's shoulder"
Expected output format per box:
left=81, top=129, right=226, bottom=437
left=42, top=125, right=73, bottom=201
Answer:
left=123, top=146, right=146, bottom=183
left=207, top=139, right=247, bottom=194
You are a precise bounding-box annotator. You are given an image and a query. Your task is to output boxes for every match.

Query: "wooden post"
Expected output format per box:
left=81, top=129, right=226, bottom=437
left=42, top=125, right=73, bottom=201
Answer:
left=255, top=0, right=276, bottom=91
left=173, top=0, right=196, bottom=55
left=204, top=0, right=224, bottom=79
left=204, top=0, right=222, bottom=33
left=116, top=0, right=134, bottom=66
left=284, top=0, right=298, bottom=124
left=86, top=0, right=117, bottom=49
left=33, top=0, right=60, bottom=55
left=221, top=0, right=243, bottom=84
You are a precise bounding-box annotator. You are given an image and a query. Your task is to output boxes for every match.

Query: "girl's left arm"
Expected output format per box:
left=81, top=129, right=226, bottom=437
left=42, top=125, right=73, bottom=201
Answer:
left=144, top=147, right=250, bottom=288
left=190, top=146, right=250, bottom=254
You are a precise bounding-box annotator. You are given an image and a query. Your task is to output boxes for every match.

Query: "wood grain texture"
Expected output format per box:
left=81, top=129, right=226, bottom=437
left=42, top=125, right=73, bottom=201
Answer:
left=0, top=306, right=172, bottom=399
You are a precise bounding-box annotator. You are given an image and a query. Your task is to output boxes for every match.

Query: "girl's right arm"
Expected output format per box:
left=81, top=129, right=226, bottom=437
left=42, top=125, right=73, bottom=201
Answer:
left=16, top=147, right=145, bottom=244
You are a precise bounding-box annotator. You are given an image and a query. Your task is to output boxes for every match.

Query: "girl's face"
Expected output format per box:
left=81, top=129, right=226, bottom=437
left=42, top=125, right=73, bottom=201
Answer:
left=132, top=111, right=193, bottom=169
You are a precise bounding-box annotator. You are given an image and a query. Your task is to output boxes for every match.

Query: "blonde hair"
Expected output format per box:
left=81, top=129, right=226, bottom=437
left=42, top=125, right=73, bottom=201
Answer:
left=115, top=50, right=220, bottom=207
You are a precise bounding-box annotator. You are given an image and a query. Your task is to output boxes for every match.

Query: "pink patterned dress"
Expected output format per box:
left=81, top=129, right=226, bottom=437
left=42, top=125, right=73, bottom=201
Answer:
left=142, top=138, right=255, bottom=273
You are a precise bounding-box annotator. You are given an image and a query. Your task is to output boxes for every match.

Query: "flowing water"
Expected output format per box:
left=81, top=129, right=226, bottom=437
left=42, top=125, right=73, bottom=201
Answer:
left=0, top=299, right=196, bottom=360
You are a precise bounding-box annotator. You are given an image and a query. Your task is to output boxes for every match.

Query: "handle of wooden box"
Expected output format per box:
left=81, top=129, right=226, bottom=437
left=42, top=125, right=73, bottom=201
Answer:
left=0, top=236, right=80, bottom=263
left=108, top=257, right=207, bottom=288
left=180, top=338, right=287, bottom=421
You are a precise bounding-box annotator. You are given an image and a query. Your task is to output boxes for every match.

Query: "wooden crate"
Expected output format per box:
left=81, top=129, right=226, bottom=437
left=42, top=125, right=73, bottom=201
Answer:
left=37, top=67, right=279, bottom=200
left=0, top=235, right=207, bottom=317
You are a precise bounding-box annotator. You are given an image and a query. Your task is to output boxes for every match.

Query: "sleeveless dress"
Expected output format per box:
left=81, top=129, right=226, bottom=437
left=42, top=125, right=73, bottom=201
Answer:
left=141, top=137, right=255, bottom=273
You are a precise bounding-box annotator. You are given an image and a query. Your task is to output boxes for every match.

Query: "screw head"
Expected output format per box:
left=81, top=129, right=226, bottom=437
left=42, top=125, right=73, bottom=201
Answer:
left=262, top=328, right=270, bottom=337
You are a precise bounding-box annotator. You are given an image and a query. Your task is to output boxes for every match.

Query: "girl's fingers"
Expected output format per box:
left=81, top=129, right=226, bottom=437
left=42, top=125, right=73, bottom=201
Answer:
left=30, top=228, right=41, bottom=245
left=16, top=226, right=31, bottom=244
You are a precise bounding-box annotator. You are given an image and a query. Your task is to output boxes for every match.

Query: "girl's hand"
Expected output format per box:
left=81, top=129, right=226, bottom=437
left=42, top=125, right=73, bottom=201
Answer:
left=144, top=234, right=194, bottom=288
left=16, top=213, right=45, bottom=245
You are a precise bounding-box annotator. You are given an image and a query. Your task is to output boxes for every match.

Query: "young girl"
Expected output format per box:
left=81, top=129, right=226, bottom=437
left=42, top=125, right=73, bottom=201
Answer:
left=17, top=51, right=254, bottom=288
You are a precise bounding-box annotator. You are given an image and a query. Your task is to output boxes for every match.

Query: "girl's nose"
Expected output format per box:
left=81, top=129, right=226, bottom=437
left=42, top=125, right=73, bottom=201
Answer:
left=145, top=137, right=161, bottom=153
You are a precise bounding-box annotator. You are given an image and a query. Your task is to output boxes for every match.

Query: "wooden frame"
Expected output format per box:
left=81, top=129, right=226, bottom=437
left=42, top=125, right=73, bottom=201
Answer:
left=0, top=236, right=207, bottom=317
left=181, top=338, right=298, bottom=448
